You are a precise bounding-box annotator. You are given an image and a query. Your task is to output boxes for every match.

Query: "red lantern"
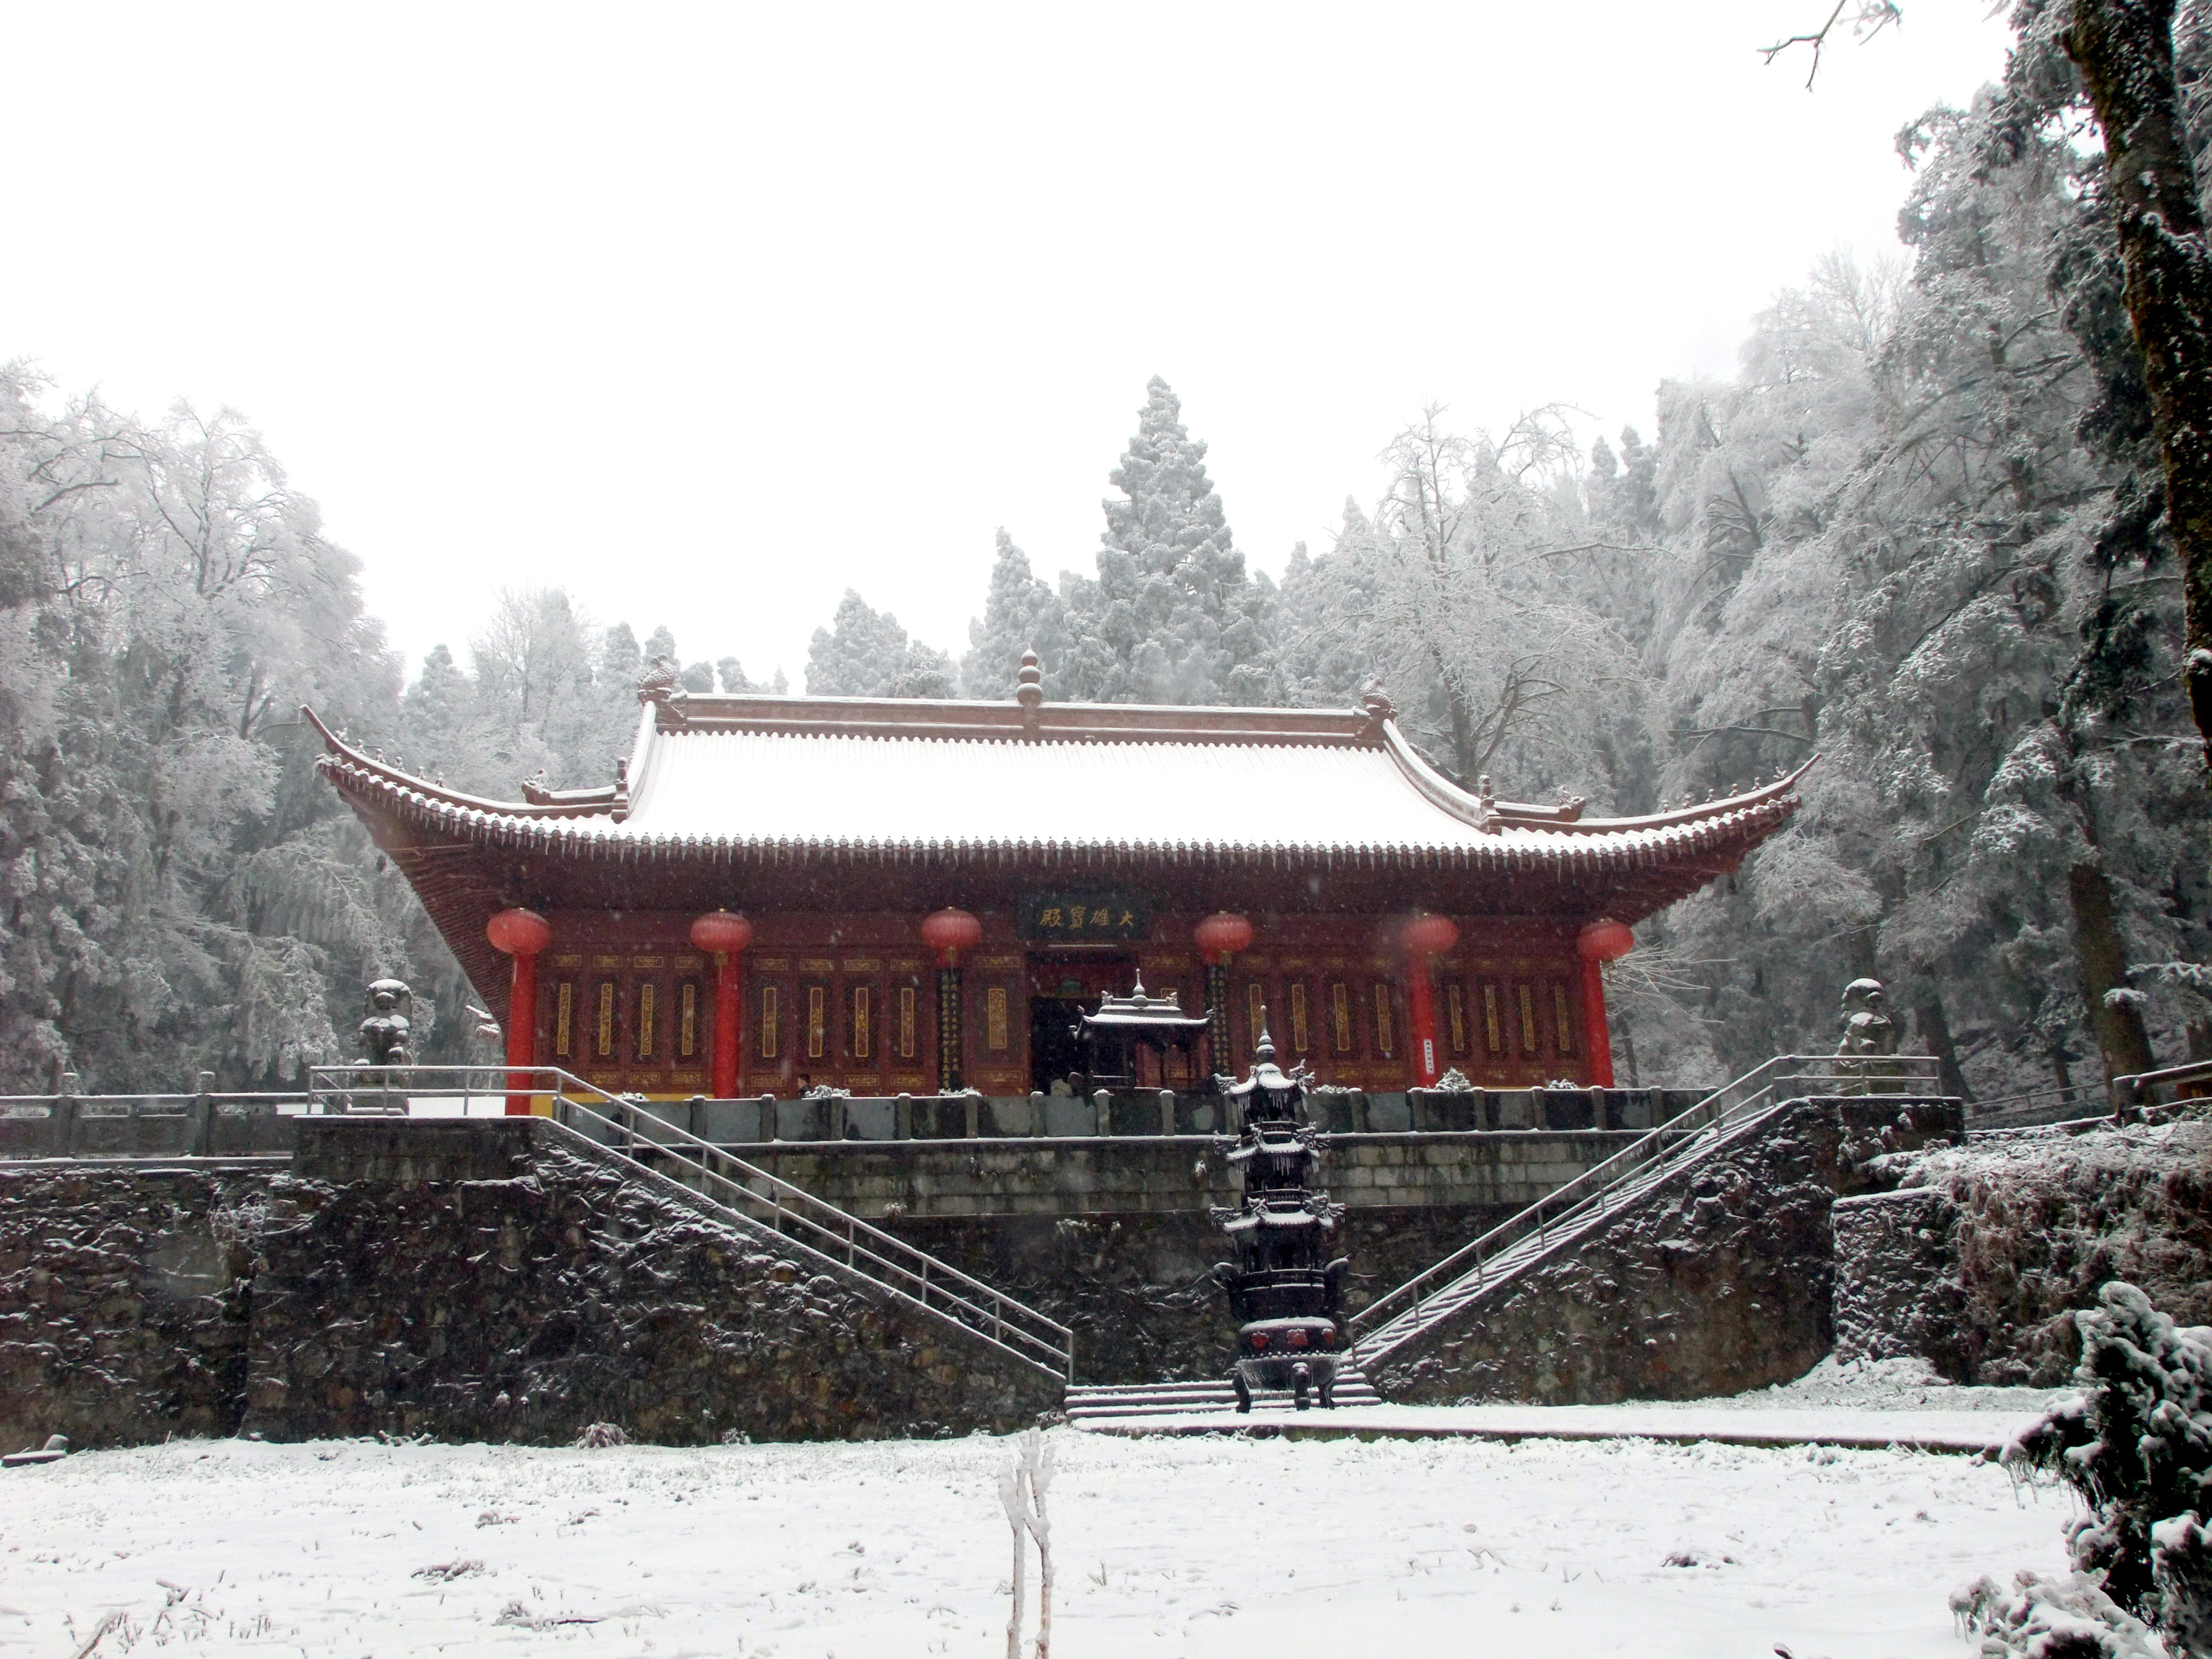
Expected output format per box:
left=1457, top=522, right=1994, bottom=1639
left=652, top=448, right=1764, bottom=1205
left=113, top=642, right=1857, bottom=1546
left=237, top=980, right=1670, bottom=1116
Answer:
left=688, top=910, right=755, bottom=957
left=920, top=907, right=983, bottom=965
left=1193, top=911, right=1254, bottom=965
left=1399, top=913, right=1460, bottom=958
left=486, top=907, right=551, bottom=957
left=1578, top=918, right=1635, bottom=962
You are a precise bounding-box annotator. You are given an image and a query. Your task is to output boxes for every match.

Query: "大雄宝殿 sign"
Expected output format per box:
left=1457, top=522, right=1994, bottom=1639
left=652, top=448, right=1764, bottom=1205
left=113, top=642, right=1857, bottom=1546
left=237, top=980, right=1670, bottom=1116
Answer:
left=1017, top=893, right=1150, bottom=943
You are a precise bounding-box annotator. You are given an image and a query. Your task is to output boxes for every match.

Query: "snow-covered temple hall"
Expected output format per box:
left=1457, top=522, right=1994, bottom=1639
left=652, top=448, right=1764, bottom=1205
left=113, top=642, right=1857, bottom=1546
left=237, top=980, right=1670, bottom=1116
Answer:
left=309, top=655, right=1804, bottom=1105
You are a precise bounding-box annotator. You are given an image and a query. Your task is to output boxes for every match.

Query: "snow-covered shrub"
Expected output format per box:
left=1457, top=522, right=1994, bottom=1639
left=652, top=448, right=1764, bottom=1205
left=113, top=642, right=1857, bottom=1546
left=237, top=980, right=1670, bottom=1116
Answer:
left=1431, top=1068, right=1476, bottom=1092
left=1948, top=1569, right=2160, bottom=1658
left=572, top=1422, right=630, bottom=1448
left=2004, top=1282, right=2212, bottom=1652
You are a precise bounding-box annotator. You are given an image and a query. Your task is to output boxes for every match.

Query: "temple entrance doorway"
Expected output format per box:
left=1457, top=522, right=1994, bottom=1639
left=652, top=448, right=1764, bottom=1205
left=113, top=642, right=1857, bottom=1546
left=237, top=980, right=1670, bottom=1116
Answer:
left=1027, top=954, right=1136, bottom=1094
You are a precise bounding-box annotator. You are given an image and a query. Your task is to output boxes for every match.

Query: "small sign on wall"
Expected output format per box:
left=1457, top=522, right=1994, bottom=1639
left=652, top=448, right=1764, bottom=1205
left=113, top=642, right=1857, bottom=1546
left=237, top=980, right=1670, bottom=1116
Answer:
left=1016, top=891, right=1150, bottom=943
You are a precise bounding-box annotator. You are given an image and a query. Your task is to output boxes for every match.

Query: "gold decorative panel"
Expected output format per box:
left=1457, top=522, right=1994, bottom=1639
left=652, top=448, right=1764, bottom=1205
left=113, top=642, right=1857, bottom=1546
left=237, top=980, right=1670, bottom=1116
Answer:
left=635, top=982, right=656, bottom=1061
left=595, top=983, right=615, bottom=1058
left=1290, top=983, right=1310, bottom=1055
left=1447, top=983, right=1467, bottom=1056
left=1331, top=983, right=1352, bottom=1054
left=554, top=982, right=574, bottom=1059
left=1517, top=983, right=1539, bottom=1056
left=679, top=982, right=698, bottom=1058
left=1372, top=983, right=1395, bottom=1056
left=1551, top=982, right=1575, bottom=1057
left=985, top=987, right=1009, bottom=1051
left=852, top=985, right=873, bottom=1060
left=759, top=986, right=779, bottom=1058
left=1483, top=984, right=1503, bottom=1055
left=807, top=986, right=826, bottom=1059
left=898, top=986, right=916, bottom=1058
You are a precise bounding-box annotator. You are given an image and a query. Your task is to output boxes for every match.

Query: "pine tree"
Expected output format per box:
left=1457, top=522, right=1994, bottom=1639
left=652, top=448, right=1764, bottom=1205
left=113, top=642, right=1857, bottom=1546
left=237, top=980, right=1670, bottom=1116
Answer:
left=805, top=589, right=956, bottom=697
left=962, top=529, right=1068, bottom=699
left=1060, top=377, right=1272, bottom=704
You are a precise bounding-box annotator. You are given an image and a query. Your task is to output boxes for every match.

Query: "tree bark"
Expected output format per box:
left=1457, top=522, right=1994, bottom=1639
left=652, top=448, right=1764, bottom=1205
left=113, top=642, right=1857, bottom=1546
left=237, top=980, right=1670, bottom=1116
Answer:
left=2067, top=858, right=2158, bottom=1077
left=1913, top=992, right=1973, bottom=1102
left=2066, top=0, right=2212, bottom=773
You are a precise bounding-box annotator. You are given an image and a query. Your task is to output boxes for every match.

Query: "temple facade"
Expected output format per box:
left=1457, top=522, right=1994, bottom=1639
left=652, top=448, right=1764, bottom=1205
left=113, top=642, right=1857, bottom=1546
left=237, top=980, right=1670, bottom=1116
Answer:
left=311, top=654, right=1804, bottom=1104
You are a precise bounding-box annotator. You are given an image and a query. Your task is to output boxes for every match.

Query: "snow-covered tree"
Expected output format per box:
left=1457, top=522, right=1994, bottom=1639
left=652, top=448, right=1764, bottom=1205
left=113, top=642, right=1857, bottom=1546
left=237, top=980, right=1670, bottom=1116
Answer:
left=962, top=529, right=1069, bottom=700
left=1058, top=377, right=1273, bottom=705
left=805, top=589, right=956, bottom=697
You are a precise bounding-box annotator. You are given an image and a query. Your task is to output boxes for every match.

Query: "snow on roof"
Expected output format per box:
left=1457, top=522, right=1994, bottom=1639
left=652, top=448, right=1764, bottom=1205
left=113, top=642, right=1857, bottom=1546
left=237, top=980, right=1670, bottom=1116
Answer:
left=304, top=692, right=1808, bottom=872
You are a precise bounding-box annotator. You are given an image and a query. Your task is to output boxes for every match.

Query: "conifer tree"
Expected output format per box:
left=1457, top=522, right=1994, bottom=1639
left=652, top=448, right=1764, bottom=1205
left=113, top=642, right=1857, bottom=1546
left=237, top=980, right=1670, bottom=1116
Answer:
left=962, top=529, right=1068, bottom=698
left=1060, top=377, right=1272, bottom=704
left=805, top=589, right=956, bottom=697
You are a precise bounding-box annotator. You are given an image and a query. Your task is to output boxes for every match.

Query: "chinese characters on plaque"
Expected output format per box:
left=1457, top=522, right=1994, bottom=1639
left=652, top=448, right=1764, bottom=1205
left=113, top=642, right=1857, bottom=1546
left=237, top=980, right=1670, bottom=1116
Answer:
left=1015, top=892, right=1150, bottom=943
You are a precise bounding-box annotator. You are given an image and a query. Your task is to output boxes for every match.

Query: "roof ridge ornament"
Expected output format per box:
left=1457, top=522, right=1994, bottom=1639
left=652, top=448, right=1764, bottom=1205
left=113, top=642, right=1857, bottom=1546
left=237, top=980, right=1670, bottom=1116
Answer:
left=1016, top=646, right=1044, bottom=738
left=637, top=654, right=680, bottom=706
left=1357, top=682, right=1396, bottom=740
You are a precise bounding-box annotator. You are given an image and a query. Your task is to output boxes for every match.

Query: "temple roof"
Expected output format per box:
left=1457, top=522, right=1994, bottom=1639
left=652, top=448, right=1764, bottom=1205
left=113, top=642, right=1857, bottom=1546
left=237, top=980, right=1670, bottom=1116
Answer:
left=306, top=690, right=1808, bottom=873
left=309, top=679, right=1806, bottom=1024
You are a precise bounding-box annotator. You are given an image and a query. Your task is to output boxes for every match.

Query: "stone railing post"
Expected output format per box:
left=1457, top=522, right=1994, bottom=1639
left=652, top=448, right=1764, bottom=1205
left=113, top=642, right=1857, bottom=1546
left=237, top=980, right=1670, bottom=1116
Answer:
left=190, top=1071, right=216, bottom=1156
left=54, top=1071, right=80, bottom=1158
left=1093, top=1088, right=1112, bottom=1137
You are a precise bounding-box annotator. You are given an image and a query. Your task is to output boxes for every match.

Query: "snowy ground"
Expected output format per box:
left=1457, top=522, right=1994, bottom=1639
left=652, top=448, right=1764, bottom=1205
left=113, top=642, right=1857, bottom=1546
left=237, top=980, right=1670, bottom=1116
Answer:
left=2, top=1401, right=2084, bottom=1658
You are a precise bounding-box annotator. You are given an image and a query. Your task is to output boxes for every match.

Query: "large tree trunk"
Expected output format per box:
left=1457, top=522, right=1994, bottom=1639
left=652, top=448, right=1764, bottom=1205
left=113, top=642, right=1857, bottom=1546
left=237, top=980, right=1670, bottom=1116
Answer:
left=2067, top=0, right=2212, bottom=773
left=2067, top=857, right=2159, bottom=1078
left=1913, top=992, right=1973, bottom=1102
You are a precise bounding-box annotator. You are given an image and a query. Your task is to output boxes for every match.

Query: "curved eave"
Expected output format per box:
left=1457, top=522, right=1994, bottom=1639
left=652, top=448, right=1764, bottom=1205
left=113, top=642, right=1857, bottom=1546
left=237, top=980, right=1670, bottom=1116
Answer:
left=316, top=751, right=1802, bottom=880
left=302, top=705, right=619, bottom=822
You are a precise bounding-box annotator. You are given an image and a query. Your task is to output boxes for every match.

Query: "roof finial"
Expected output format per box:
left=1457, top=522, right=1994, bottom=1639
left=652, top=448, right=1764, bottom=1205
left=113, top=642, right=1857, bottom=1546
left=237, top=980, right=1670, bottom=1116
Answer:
left=1254, top=1011, right=1276, bottom=1065
left=1017, top=646, right=1044, bottom=736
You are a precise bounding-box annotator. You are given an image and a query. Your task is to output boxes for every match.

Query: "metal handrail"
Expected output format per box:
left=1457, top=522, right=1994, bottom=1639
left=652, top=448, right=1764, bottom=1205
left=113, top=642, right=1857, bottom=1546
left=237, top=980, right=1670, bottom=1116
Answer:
left=303, top=1064, right=1075, bottom=1383
left=0, top=1092, right=314, bottom=1108
left=1345, top=1053, right=1940, bottom=1366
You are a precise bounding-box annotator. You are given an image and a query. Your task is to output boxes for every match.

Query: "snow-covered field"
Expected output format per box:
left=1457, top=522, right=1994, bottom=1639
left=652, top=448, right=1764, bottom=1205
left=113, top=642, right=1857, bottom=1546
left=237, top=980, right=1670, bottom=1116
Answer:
left=3, top=1410, right=2081, bottom=1658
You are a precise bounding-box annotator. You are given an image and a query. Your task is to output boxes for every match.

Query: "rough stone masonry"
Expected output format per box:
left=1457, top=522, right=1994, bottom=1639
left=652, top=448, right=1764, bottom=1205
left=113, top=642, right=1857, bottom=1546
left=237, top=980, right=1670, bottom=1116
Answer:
left=0, top=1119, right=1057, bottom=1452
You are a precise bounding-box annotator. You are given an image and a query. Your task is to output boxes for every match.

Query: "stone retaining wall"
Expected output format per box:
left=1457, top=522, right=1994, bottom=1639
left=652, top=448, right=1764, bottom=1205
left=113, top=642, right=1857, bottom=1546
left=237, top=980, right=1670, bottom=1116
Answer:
left=1368, top=1097, right=1965, bottom=1405
left=672, top=1130, right=1640, bottom=1222
left=1845, top=1118, right=2212, bottom=1384
left=1832, top=1186, right=1966, bottom=1375
left=0, top=1123, right=1058, bottom=1452
left=0, top=1163, right=275, bottom=1453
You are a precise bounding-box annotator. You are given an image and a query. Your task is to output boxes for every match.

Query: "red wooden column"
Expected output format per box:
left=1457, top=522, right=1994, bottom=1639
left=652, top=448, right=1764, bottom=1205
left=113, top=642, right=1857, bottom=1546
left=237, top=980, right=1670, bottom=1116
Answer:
left=1399, top=914, right=1459, bottom=1088
left=487, top=907, right=551, bottom=1114
left=1193, top=911, right=1254, bottom=1076
left=690, top=910, right=755, bottom=1099
left=1576, top=917, right=1635, bottom=1088
left=920, top=907, right=982, bottom=1093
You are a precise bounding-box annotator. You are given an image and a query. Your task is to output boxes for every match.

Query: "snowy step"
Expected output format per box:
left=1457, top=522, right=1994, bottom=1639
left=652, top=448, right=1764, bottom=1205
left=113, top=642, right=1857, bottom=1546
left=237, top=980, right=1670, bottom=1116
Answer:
left=1066, top=1371, right=1379, bottom=1418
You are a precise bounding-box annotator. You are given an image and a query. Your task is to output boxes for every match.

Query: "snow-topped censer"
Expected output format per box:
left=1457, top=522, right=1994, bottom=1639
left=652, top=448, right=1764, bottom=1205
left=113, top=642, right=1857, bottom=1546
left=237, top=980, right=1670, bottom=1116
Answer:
left=1209, top=1019, right=1349, bottom=1411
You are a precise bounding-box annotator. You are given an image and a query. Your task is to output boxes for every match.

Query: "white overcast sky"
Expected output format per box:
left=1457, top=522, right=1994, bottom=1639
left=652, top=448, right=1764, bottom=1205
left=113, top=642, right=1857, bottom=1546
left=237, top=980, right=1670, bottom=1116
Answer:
left=6, top=3, right=2011, bottom=690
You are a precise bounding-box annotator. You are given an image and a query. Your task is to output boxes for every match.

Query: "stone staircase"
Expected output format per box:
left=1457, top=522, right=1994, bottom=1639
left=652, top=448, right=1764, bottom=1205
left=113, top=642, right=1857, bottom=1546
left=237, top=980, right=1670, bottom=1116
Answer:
left=1345, top=1055, right=1941, bottom=1378
left=1065, top=1369, right=1382, bottom=1422
left=304, top=1063, right=1077, bottom=1386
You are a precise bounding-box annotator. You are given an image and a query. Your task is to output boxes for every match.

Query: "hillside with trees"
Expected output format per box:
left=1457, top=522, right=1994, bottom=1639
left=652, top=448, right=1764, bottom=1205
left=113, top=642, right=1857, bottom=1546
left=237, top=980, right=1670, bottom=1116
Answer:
left=3, top=19, right=2206, bottom=1101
